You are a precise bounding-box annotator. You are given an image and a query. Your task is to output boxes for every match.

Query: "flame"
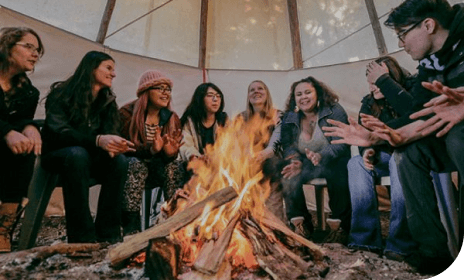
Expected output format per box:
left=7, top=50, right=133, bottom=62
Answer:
left=172, top=112, right=277, bottom=268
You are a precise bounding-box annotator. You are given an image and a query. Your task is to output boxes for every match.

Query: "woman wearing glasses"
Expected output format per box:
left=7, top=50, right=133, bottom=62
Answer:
left=0, top=27, right=44, bottom=252
left=119, top=70, right=182, bottom=235
left=179, top=83, right=227, bottom=163
left=42, top=51, right=134, bottom=244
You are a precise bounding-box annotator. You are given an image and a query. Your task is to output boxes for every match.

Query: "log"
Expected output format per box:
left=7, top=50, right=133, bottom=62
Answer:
left=145, top=237, right=181, bottom=280
left=108, top=186, right=238, bottom=267
left=261, top=209, right=326, bottom=261
left=193, top=214, right=241, bottom=274
left=0, top=243, right=100, bottom=264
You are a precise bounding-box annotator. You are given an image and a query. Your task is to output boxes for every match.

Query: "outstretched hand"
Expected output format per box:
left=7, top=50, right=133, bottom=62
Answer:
left=281, top=158, right=302, bottom=179
left=322, top=117, right=376, bottom=147
left=360, top=113, right=386, bottom=131
left=410, top=81, right=464, bottom=137
left=151, top=126, right=165, bottom=154
left=163, top=128, right=183, bottom=157
left=98, top=134, right=135, bottom=157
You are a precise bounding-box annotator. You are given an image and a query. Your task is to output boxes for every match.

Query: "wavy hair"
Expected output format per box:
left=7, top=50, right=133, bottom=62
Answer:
left=46, top=51, right=119, bottom=132
left=244, top=80, right=274, bottom=120
left=0, top=27, right=44, bottom=73
left=285, top=76, right=339, bottom=112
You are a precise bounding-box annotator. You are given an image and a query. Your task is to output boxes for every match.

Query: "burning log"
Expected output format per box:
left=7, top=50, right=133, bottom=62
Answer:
left=193, top=214, right=241, bottom=275
left=108, top=186, right=238, bottom=267
left=145, top=237, right=181, bottom=280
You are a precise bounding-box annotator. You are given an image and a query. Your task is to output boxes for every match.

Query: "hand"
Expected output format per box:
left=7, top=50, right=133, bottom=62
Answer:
left=151, top=126, right=165, bottom=154
left=362, top=148, right=375, bottom=170
left=360, top=113, right=386, bottom=131
left=371, top=126, right=403, bottom=147
left=254, top=149, right=273, bottom=163
left=163, top=129, right=183, bottom=157
left=281, top=159, right=302, bottom=179
left=98, top=134, right=135, bottom=157
left=366, top=61, right=389, bottom=84
left=305, top=149, right=321, bottom=166
left=4, top=130, right=32, bottom=154
left=322, top=117, right=377, bottom=147
left=410, top=81, right=464, bottom=137
left=22, top=125, right=42, bottom=155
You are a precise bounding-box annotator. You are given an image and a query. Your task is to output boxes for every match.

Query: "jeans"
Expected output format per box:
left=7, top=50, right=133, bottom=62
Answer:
left=348, top=152, right=416, bottom=255
left=42, top=146, right=128, bottom=243
left=282, top=156, right=351, bottom=231
left=395, top=122, right=464, bottom=259
left=0, top=143, right=36, bottom=202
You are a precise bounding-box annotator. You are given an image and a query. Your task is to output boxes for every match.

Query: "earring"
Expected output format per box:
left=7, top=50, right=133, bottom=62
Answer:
left=317, top=101, right=320, bottom=108
left=294, top=105, right=299, bottom=112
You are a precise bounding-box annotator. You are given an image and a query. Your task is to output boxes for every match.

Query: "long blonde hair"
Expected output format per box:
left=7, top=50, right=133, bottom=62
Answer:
left=245, top=80, right=274, bottom=120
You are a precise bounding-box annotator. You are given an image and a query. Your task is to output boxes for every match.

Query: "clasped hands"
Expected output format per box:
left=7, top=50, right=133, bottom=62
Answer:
left=5, top=125, right=42, bottom=155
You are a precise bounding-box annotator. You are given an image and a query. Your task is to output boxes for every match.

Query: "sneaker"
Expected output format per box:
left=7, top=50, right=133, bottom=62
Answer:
left=383, top=251, right=407, bottom=262
left=404, top=252, right=454, bottom=275
left=290, top=219, right=313, bottom=240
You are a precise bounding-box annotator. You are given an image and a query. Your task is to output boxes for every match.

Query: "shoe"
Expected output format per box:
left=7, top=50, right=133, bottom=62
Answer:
left=290, top=218, right=313, bottom=240
left=323, top=219, right=348, bottom=245
left=404, top=252, right=454, bottom=275
left=383, top=250, right=407, bottom=262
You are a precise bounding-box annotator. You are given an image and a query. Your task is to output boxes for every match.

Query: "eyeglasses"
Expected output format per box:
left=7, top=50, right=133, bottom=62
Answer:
left=149, top=86, right=172, bottom=94
left=205, top=93, right=222, bottom=99
left=15, top=42, right=40, bottom=55
left=397, top=20, right=424, bottom=43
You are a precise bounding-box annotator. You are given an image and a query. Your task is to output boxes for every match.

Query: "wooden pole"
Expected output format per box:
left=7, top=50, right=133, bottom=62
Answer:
left=198, top=0, right=209, bottom=69
left=364, top=0, right=388, bottom=56
left=96, top=0, right=116, bottom=44
left=287, top=0, right=303, bottom=69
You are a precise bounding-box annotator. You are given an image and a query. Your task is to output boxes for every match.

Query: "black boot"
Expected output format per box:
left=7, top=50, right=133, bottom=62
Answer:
left=121, top=211, right=141, bottom=236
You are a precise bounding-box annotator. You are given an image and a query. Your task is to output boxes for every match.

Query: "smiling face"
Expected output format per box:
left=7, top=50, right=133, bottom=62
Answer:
left=204, top=87, right=222, bottom=114
left=294, top=82, right=318, bottom=113
left=148, top=83, right=171, bottom=109
left=248, top=81, right=268, bottom=109
left=93, top=59, right=116, bottom=89
left=9, top=33, right=40, bottom=72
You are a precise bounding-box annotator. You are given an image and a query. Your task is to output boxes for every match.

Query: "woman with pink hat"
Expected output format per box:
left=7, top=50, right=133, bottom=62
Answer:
left=119, top=70, right=183, bottom=235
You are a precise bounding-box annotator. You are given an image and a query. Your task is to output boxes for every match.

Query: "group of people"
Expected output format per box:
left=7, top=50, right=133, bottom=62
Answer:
left=1, top=0, right=462, bottom=276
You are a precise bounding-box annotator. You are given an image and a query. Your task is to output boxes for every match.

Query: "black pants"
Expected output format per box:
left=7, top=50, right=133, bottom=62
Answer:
left=42, top=146, right=128, bottom=243
left=394, top=122, right=464, bottom=258
left=0, top=143, right=36, bottom=203
left=281, top=156, right=352, bottom=231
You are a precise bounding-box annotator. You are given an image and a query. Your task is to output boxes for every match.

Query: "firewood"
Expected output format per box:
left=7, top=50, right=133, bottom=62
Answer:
left=108, top=186, right=238, bottom=267
left=145, top=237, right=181, bottom=280
left=193, top=214, right=241, bottom=274
left=0, top=243, right=100, bottom=264
left=261, top=209, right=326, bottom=261
left=179, top=260, right=232, bottom=280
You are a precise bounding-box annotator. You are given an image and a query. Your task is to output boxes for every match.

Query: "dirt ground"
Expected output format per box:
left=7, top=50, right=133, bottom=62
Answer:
left=0, top=210, right=446, bottom=280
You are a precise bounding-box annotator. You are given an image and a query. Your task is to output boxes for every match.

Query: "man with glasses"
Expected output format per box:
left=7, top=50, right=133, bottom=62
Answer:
left=323, top=0, right=464, bottom=275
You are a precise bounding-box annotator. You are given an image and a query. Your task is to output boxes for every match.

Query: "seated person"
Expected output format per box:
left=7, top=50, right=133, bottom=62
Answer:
left=179, top=83, right=228, bottom=165
left=41, top=51, right=134, bottom=244
left=280, top=76, right=351, bottom=243
left=119, top=70, right=182, bottom=235
left=347, top=56, right=417, bottom=261
left=0, top=27, right=44, bottom=252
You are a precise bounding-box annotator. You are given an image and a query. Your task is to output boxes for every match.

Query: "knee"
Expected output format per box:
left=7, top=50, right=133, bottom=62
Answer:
left=112, top=154, right=129, bottom=172
left=65, top=147, right=91, bottom=168
left=388, top=155, right=398, bottom=171
left=347, top=155, right=364, bottom=173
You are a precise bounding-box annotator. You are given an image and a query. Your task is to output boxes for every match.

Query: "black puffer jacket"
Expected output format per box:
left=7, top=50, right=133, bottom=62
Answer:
left=0, top=74, right=39, bottom=139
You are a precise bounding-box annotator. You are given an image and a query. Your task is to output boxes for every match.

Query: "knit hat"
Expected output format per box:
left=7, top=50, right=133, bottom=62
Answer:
left=137, top=70, right=173, bottom=96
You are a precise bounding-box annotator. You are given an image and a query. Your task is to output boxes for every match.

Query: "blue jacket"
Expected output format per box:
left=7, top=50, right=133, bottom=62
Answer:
left=281, top=103, right=351, bottom=164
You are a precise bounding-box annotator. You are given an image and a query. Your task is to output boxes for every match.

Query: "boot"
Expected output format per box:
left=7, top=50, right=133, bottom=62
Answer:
left=121, top=211, right=141, bottom=236
left=0, top=202, right=19, bottom=252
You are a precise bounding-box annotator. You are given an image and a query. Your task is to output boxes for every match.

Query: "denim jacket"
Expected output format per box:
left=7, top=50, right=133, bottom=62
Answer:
left=281, top=103, right=350, bottom=164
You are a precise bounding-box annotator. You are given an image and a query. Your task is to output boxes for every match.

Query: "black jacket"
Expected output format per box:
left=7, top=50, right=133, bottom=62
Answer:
left=0, top=74, right=39, bottom=140
left=42, top=90, right=120, bottom=154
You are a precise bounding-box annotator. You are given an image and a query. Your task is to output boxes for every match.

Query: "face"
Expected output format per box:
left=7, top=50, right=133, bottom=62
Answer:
left=203, top=87, right=222, bottom=114
left=294, top=82, right=318, bottom=112
left=396, top=20, right=433, bottom=61
left=93, top=59, right=116, bottom=88
left=369, top=82, right=384, bottom=99
left=148, top=83, right=171, bottom=109
left=248, top=81, right=267, bottom=108
left=9, top=33, right=40, bottom=72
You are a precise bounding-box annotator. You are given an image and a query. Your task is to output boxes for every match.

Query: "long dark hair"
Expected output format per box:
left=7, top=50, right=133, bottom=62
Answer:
left=368, top=56, right=408, bottom=118
left=46, top=51, right=119, bottom=132
left=180, top=83, right=226, bottom=132
left=0, top=27, right=44, bottom=73
left=285, top=76, right=339, bottom=112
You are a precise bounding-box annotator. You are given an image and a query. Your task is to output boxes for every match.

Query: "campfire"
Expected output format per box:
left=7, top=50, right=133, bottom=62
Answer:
left=108, top=115, right=328, bottom=279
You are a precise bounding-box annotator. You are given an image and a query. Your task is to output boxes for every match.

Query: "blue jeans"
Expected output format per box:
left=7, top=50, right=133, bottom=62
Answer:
left=348, top=152, right=416, bottom=255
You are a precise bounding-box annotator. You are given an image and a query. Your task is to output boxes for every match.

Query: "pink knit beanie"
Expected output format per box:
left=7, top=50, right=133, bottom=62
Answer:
left=137, top=70, right=173, bottom=96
